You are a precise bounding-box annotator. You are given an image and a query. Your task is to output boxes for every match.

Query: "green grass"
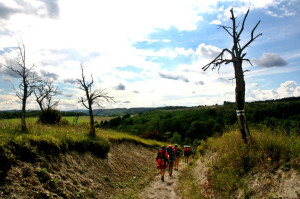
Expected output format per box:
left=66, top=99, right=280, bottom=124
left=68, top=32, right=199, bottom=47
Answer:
left=62, top=116, right=113, bottom=124
left=0, top=116, right=113, bottom=125
left=202, top=127, right=300, bottom=196
left=0, top=118, right=164, bottom=179
left=177, top=160, right=204, bottom=199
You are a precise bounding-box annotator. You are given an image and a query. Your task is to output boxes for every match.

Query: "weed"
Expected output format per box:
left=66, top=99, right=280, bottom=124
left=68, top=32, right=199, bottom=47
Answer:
left=104, top=176, right=110, bottom=182
left=36, top=167, right=50, bottom=183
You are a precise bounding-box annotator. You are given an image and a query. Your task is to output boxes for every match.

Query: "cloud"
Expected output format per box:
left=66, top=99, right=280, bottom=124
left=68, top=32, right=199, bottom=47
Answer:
left=63, top=78, right=77, bottom=84
left=1, top=67, right=20, bottom=78
left=195, top=81, right=204, bottom=85
left=159, top=72, right=189, bottom=83
left=196, top=43, right=221, bottom=59
left=114, top=83, right=126, bottom=90
left=210, top=20, right=221, bottom=25
left=162, top=39, right=171, bottom=43
left=0, top=2, right=18, bottom=19
left=252, top=53, right=288, bottom=67
left=40, top=69, right=59, bottom=80
left=0, top=0, right=60, bottom=20
left=39, top=0, right=60, bottom=18
left=64, top=94, right=73, bottom=98
left=247, top=81, right=300, bottom=101
left=277, top=81, right=300, bottom=97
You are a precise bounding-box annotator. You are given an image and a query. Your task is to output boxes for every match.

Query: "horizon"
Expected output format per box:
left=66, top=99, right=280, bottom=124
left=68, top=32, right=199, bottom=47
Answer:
left=0, top=0, right=300, bottom=111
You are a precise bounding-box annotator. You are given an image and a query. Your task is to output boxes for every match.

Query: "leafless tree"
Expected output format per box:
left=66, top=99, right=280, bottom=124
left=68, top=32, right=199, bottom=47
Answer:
left=77, top=64, right=114, bottom=136
left=6, top=41, right=39, bottom=132
left=203, top=8, right=262, bottom=144
left=34, top=79, right=61, bottom=114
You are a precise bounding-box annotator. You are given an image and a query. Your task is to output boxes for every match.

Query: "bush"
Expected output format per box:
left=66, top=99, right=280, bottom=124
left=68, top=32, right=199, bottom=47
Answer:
left=59, top=118, right=70, bottom=126
left=39, top=109, right=61, bottom=125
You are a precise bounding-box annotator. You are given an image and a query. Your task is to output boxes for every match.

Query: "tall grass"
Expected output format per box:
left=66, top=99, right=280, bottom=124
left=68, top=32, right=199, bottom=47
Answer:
left=0, top=119, right=163, bottom=179
left=204, top=127, right=300, bottom=196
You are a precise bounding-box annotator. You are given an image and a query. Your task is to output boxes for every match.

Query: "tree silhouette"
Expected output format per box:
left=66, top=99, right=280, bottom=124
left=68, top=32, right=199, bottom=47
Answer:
left=77, top=65, right=114, bottom=136
left=34, top=79, right=61, bottom=115
left=7, top=41, right=39, bottom=132
left=203, top=8, right=262, bottom=144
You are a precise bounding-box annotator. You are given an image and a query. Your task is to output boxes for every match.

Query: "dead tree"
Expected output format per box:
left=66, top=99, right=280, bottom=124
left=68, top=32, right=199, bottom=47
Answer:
left=7, top=41, right=39, bottom=132
left=34, top=79, right=61, bottom=114
left=203, top=8, right=262, bottom=144
left=77, top=65, right=114, bottom=136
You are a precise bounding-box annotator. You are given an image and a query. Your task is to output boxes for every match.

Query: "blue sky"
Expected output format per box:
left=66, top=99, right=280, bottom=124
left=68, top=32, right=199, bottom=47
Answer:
left=0, top=0, right=299, bottom=110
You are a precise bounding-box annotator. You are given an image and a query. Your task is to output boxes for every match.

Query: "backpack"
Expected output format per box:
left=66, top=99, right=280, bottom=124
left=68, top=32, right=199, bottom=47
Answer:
left=167, top=146, right=174, bottom=160
left=174, top=146, right=180, bottom=157
left=157, top=149, right=165, bottom=159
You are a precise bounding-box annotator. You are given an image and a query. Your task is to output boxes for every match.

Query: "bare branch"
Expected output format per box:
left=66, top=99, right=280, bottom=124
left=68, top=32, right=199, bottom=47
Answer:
left=240, top=20, right=262, bottom=53
left=202, top=48, right=233, bottom=71
left=218, top=25, right=233, bottom=37
left=237, top=9, right=250, bottom=39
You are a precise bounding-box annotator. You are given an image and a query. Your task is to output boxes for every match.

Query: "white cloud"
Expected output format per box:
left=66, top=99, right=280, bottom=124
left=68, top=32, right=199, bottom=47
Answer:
left=277, top=81, right=300, bottom=97
left=246, top=81, right=300, bottom=102
left=210, top=20, right=221, bottom=25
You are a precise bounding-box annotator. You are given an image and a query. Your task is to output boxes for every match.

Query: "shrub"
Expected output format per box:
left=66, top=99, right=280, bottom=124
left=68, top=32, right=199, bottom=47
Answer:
left=59, top=118, right=70, bottom=126
left=39, top=109, right=62, bottom=125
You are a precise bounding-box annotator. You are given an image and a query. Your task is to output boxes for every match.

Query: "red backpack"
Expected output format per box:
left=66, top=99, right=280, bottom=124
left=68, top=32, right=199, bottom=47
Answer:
left=157, top=149, right=165, bottom=160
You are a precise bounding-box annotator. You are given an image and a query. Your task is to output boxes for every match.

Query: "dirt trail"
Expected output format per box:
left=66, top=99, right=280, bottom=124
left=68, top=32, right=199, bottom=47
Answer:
left=139, top=161, right=186, bottom=199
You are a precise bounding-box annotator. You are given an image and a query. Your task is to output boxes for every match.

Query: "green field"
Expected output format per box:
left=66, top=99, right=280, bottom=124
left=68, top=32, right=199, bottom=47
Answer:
left=0, top=116, right=113, bottom=125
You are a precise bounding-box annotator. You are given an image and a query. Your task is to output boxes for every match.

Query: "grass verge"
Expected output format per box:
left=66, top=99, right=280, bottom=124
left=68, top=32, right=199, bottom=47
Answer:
left=0, top=120, right=164, bottom=180
left=177, top=160, right=204, bottom=199
left=202, top=127, right=300, bottom=196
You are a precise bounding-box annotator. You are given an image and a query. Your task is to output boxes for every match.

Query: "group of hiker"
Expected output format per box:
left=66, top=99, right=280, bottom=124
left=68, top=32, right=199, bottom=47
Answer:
left=156, top=144, right=192, bottom=182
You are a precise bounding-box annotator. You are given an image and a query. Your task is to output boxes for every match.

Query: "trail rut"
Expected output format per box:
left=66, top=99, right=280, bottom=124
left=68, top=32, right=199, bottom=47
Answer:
left=139, top=162, right=186, bottom=199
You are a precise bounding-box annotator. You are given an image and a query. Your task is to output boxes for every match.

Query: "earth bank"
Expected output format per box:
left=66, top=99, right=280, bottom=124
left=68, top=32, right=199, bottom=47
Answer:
left=0, top=141, right=158, bottom=198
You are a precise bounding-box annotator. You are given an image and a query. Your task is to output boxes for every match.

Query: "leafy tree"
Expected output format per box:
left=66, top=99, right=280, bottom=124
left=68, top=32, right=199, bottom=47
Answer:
left=203, top=8, right=262, bottom=144
left=170, top=132, right=182, bottom=145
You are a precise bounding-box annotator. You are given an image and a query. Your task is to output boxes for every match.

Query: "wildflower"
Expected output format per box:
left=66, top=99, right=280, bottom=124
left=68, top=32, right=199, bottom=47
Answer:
left=267, top=157, right=271, bottom=161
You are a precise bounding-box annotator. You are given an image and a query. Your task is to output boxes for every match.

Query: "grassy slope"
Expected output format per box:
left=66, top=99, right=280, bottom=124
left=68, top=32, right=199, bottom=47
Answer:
left=0, top=119, right=164, bottom=177
left=177, top=127, right=300, bottom=198
left=0, top=119, right=165, bottom=198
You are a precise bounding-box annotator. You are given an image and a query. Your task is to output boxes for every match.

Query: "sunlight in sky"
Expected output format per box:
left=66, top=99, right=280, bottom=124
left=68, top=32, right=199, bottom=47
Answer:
left=0, top=0, right=299, bottom=110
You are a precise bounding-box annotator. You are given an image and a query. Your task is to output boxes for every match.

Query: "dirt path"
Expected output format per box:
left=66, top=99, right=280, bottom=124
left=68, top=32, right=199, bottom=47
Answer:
left=139, top=161, right=187, bottom=199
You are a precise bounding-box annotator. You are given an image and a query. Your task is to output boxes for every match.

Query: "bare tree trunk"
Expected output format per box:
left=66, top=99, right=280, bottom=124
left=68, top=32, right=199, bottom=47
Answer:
left=21, top=91, right=27, bottom=132
left=234, top=62, right=251, bottom=144
left=88, top=101, right=95, bottom=137
left=21, top=74, right=28, bottom=132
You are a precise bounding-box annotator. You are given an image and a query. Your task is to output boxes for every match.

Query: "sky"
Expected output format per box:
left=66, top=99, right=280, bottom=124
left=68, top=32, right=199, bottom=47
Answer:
left=0, top=0, right=299, bottom=110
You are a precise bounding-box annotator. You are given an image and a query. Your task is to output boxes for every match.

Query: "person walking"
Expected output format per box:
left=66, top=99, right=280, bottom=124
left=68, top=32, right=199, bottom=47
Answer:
left=156, top=145, right=168, bottom=181
left=173, top=144, right=180, bottom=171
left=184, top=145, right=191, bottom=164
left=167, top=145, right=175, bottom=176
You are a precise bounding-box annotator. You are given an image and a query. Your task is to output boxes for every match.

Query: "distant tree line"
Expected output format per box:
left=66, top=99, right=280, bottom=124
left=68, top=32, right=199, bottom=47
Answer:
left=0, top=110, right=88, bottom=120
left=99, top=97, right=300, bottom=145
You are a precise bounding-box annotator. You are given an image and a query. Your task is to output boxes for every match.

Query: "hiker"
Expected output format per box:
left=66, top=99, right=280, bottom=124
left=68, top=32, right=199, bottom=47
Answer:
left=156, top=145, right=168, bottom=182
left=191, top=147, right=195, bottom=159
left=184, top=145, right=191, bottom=164
left=167, top=145, right=175, bottom=176
left=173, top=144, right=180, bottom=171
